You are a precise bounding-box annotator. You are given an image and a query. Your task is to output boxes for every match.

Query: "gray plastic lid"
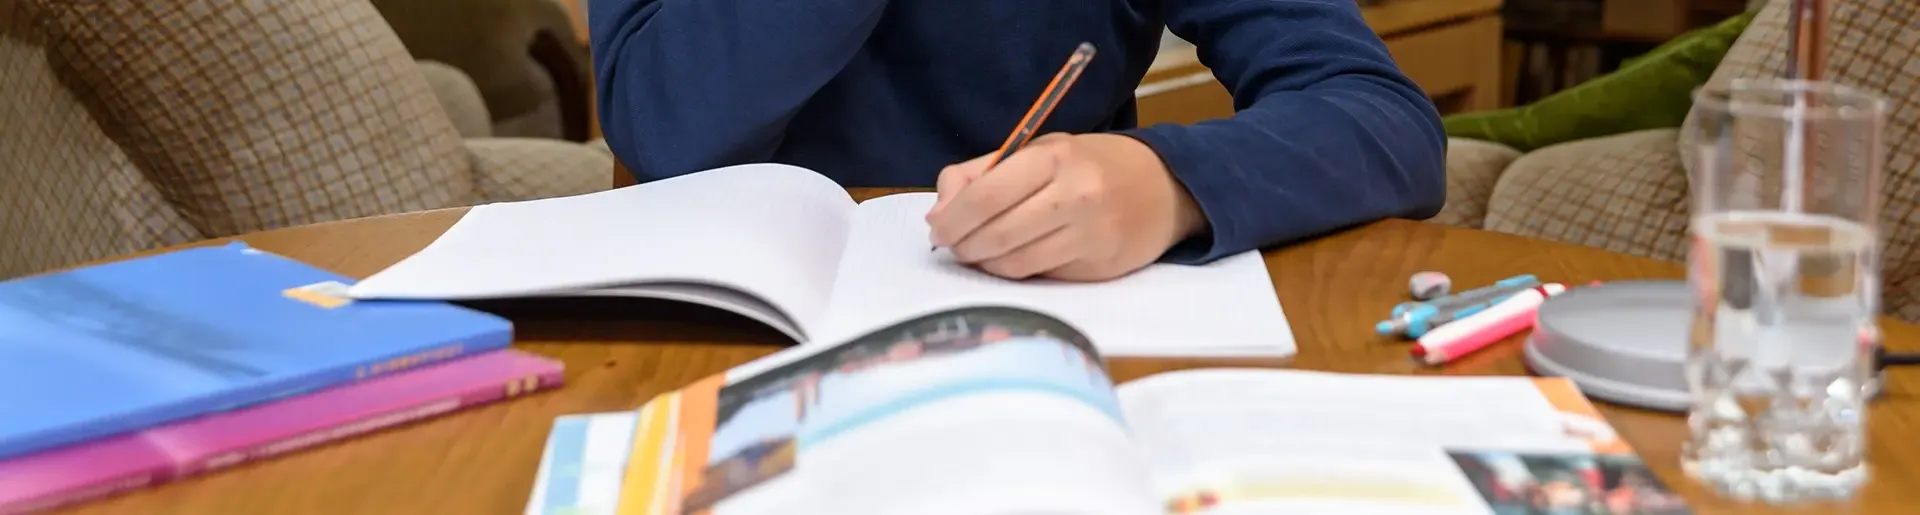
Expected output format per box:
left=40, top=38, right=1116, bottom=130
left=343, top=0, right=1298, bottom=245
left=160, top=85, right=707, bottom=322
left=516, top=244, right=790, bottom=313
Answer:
left=1524, top=280, right=1693, bottom=412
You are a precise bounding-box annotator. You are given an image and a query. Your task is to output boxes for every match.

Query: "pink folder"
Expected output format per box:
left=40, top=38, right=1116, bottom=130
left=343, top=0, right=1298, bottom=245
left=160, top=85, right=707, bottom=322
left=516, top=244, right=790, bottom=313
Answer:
left=0, top=350, right=564, bottom=514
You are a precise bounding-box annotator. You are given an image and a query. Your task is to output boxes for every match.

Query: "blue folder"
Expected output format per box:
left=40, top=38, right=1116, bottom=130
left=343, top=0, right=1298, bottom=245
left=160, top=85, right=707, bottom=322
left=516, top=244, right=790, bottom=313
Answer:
left=0, top=242, right=513, bottom=460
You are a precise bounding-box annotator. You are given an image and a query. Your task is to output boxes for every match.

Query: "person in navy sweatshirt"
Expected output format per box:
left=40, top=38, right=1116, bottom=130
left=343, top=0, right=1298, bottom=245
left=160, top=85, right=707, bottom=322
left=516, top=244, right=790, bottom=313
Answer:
left=588, top=0, right=1447, bottom=282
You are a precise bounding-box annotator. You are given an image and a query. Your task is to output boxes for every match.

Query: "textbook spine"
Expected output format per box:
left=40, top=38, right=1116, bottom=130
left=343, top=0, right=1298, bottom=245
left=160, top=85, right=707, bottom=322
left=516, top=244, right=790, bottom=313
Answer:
left=0, top=351, right=557, bottom=515
left=3, top=328, right=515, bottom=461
left=183, top=363, right=559, bottom=475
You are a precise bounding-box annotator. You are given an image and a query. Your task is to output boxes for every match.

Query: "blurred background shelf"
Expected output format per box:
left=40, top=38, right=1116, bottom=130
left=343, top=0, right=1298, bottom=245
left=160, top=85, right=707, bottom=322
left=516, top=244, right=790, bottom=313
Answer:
left=1503, top=0, right=1752, bottom=105
left=1140, top=0, right=1506, bottom=127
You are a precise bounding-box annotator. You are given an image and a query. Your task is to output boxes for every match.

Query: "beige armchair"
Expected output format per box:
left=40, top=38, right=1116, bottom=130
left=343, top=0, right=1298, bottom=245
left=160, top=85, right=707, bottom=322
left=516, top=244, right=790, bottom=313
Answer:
left=1433, top=0, right=1920, bottom=322
left=0, top=0, right=613, bottom=279
left=372, top=0, right=593, bottom=141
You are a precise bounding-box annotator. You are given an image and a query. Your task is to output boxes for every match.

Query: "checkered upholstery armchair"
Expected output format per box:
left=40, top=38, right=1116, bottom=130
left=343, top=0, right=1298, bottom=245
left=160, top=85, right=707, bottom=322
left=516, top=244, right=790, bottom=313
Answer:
left=372, top=0, right=593, bottom=141
left=0, top=0, right=614, bottom=279
left=1433, top=0, right=1920, bottom=322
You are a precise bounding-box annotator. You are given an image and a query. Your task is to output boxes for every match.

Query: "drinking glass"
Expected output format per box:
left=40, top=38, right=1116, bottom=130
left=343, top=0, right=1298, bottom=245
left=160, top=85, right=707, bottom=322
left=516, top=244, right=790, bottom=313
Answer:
left=1680, top=79, right=1888, bottom=503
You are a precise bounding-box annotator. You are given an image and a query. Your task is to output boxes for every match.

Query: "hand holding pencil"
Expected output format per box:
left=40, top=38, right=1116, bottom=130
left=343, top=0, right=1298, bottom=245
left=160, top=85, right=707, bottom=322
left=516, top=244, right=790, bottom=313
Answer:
left=926, top=42, right=1207, bottom=282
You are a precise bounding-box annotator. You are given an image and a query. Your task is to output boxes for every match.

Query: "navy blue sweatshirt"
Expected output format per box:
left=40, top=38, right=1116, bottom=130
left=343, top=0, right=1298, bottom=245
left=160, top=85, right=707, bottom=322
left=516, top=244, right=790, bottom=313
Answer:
left=589, top=0, right=1446, bottom=264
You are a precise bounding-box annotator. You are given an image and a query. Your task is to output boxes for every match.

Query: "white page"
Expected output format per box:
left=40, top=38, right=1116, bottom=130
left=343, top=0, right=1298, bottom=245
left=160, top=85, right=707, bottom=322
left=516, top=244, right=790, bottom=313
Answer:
left=1117, top=370, right=1614, bottom=514
left=692, top=325, right=1161, bottom=515
left=774, top=393, right=1160, bottom=515
left=818, top=193, right=1295, bottom=357
left=349, top=163, right=856, bottom=339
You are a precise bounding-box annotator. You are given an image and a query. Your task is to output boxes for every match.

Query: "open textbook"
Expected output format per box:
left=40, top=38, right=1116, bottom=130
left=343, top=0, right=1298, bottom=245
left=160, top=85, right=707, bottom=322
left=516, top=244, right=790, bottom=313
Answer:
left=348, top=164, right=1292, bottom=357
left=526, top=306, right=1690, bottom=515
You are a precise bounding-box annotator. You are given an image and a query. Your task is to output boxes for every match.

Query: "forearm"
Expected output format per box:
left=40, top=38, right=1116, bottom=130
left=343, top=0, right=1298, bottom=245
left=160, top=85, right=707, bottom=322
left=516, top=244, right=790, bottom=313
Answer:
left=1126, top=77, right=1446, bottom=263
left=1133, top=0, right=1446, bottom=264
left=589, top=0, right=887, bottom=179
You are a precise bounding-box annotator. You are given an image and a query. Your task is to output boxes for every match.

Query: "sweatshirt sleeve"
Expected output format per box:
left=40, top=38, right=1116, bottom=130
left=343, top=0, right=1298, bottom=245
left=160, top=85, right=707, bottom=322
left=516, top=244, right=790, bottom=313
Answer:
left=589, top=0, right=889, bottom=180
left=1122, top=0, right=1447, bottom=264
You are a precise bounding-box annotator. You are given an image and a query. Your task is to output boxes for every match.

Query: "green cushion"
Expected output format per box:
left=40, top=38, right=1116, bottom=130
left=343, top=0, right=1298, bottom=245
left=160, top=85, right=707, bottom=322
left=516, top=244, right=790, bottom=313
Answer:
left=1443, top=12, right=1756, bottom=152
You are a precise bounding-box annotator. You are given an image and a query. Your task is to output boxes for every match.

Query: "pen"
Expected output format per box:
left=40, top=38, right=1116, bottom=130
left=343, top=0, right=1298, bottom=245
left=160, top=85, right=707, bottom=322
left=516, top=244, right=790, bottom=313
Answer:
left=1381, top=283, right=1528, bottom=339
left=1401, top=291, right=1526, bottom=339
left=933, top=42, right=1097, bottom=251
left=1412, top=283, right=1568, bottom=366
left=1378, top=275, right=1539, bottom=337
left=1391, top=274, right=1538, bottom=317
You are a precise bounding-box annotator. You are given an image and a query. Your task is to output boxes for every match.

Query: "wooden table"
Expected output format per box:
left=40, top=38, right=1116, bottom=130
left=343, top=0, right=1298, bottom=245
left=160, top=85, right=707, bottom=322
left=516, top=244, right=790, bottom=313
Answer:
left=61, top=195, right=1920, bottom=514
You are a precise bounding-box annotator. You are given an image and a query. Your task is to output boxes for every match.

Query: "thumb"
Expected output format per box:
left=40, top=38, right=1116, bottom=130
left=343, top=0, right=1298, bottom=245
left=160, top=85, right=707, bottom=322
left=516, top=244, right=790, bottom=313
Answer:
left=930, top=153, right=994, bottom=215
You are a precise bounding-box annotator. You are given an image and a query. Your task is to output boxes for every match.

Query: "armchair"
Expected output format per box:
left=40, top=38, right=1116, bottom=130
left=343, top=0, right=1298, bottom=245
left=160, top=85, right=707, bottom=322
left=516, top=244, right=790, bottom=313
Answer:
left=0, top=0, right=611, bottom=278
left=371, top=0, right=593, bottom=141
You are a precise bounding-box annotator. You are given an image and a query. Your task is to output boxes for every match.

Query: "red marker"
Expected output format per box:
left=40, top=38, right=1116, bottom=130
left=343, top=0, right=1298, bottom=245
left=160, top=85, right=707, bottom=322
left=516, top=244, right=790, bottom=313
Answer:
left=1412, top=283, right=1568, bottom=365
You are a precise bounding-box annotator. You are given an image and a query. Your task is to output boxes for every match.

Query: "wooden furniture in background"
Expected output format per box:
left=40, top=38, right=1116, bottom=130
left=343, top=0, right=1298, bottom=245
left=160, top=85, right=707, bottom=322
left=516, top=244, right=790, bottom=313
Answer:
left=527, top=31, right=595, bottom=142
left=1505, top=0, right=1750, bottom=104
left=558, top=0, right=589, bottom=44
left=1133, top=45, right=1233, bottom=128
left=612, top=160, right=634, bottom=188
left=1601, top=0, right=1750, bottom=41
left=1367, top=0, right=1507, bottom=115
left=556, top=0, right=598, bottom=139
left=1138, top=0, right=1506, bottom=126
left=61, top=198, right=1920, bottom=514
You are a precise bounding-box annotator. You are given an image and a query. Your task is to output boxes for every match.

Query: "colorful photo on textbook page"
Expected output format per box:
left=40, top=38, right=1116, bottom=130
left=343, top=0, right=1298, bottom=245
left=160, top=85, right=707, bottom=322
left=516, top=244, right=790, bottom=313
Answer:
left=1446, top=451, right=1690, bottom=515
left=615, top=306, right=1134, bottom=515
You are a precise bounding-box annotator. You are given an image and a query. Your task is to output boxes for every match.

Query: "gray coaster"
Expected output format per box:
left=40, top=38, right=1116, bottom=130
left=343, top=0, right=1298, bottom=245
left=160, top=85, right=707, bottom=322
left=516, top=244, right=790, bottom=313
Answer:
left=1524, top=280, right=1693, bottom=412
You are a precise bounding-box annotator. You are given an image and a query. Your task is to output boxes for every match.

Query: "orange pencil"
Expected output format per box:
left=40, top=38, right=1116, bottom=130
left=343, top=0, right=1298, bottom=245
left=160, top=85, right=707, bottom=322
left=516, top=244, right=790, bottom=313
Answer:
left=931, top=42, right=1096, bottom=251
left=987, top=42, right=1098, bottom=167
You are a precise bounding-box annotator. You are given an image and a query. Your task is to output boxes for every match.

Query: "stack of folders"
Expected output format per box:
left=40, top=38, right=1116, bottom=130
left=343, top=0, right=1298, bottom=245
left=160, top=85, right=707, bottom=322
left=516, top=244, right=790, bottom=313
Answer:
left=0, top=243, right=564, bottom=514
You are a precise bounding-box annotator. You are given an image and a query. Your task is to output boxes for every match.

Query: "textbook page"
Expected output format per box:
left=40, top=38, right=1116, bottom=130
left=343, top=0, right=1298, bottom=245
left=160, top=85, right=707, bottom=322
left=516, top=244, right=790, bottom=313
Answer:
left=614, top=307, right=1161, bottom=515
left=350, top=164, right=857, bottom=339
left=820, top=193, right=1295, bottom=357
left=1117, top=370, right=1689, bottom=515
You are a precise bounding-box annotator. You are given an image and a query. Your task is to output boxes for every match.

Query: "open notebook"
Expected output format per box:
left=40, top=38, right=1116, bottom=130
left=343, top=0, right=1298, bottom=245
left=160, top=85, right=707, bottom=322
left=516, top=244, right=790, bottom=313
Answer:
left=349, top=164, right=1293, bottom=357
left=527, top=307, right=1688, bottom=515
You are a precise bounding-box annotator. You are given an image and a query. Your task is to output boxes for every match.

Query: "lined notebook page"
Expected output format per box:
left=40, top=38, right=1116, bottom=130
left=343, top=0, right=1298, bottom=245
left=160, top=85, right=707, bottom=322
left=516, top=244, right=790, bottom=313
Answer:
left=350, top=164, right=857, bottom=338
left=819, top=193, right=1295, bottom=357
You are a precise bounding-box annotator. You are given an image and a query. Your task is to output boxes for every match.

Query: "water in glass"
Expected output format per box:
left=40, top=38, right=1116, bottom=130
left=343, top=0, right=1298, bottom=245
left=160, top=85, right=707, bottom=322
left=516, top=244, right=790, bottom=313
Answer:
left=1682, top=210, right=1875, bottom=502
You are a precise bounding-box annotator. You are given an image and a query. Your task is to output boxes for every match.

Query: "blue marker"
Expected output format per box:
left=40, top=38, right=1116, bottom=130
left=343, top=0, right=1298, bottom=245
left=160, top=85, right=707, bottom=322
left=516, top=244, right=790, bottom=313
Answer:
left=1378, top=274, right=1538, bottom=338
left=1402, top=290, right=1527, bottom=338
left=1390, top=274, right=1538, bottom=317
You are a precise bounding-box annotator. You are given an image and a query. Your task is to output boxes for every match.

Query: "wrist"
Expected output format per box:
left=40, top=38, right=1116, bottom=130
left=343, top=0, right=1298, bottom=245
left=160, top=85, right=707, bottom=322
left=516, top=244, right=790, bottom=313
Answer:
left=1172, top=187, right=1208, bottom=240
left=1094, top=133, right=1210, bottom=242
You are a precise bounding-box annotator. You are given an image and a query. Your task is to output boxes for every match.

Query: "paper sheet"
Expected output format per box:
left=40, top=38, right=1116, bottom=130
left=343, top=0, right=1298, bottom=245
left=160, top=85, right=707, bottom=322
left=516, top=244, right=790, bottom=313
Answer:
left=820, top=193, right=1295, bottom=357
left=348, top=163, right=857, bottom=338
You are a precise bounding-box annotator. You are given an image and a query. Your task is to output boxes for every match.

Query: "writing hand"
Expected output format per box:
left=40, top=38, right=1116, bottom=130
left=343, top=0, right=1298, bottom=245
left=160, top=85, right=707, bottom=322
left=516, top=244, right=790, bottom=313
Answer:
left=926, top=133, right=1207, bottom=281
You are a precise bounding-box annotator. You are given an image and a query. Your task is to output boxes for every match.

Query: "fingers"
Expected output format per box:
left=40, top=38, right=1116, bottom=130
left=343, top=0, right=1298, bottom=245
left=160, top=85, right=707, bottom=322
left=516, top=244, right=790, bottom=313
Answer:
left=926, top=138, right=1069, bottom=247
left=950, top=180, right=1080, bottom=264
left=977, top=226, right=1082, bottom=280
left=931, top=153, right=995, bottom=214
